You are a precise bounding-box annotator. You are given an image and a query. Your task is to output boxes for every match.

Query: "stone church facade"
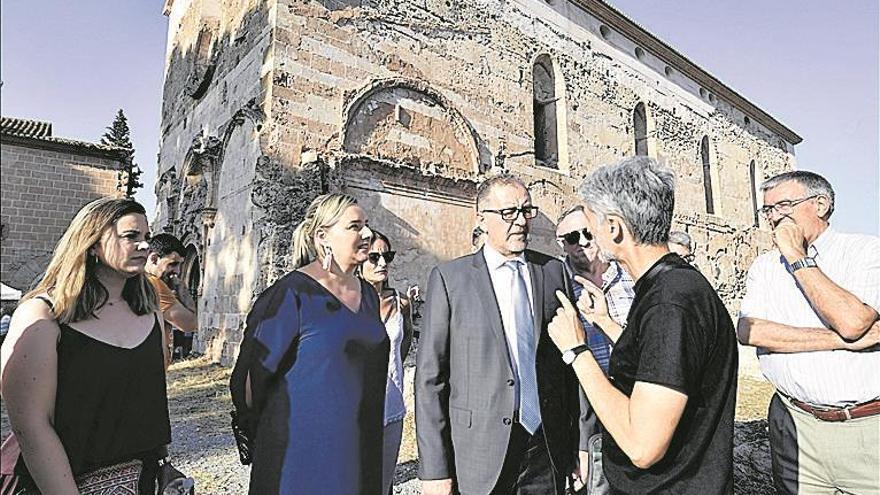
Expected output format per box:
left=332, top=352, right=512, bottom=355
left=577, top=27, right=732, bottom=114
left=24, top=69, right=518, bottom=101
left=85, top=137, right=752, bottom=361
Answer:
left=156, top=0, right=800, bottom=364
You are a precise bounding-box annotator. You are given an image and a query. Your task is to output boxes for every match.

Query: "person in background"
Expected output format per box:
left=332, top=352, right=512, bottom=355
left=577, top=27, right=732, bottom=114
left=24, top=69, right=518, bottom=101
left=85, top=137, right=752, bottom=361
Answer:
left=737, top=170, right=880, bottom=494
left=145, top=233, right=198, bottom=359
left=548, top=157, right=738, bottom=494
left=230, top=193, right=388, bottom=495
left=359, top=229, right=418, bottom=494
left=1, top=197, right=171, bottom=494
left=667, top=231, right=695, bottom=265
left=555, top=205, right=635, bottom=494
left=0, top=301, right=16, bottom=347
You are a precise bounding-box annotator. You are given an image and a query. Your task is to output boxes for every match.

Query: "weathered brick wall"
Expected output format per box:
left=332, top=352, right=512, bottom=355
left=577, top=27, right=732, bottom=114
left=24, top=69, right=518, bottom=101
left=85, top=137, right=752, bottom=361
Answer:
left=158, top=0, right=798, bottom=368
left=0, top=142, right=122, bottom=290
left=266, top=0, right=795, bottom=302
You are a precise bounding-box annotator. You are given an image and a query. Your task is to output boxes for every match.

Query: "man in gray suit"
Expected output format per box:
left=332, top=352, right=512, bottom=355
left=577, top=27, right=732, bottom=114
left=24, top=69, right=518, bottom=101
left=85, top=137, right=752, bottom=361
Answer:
left=416, top=174, right=580, bottom=495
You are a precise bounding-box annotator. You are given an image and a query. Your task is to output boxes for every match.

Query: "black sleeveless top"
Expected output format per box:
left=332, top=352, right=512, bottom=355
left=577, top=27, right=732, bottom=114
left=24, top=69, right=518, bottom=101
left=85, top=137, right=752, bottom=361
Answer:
left=17, top=312, right=171, bottom=483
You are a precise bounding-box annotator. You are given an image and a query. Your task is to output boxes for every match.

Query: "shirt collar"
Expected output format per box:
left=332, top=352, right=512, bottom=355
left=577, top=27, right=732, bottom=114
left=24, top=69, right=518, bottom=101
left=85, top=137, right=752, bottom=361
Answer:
left=483, top=242, right=526, bottom=271
left=563, top=257, right=623, bottom=290
left=601, top=261, right=624, bottom=289
left=809, top=225, right=835, bottom=258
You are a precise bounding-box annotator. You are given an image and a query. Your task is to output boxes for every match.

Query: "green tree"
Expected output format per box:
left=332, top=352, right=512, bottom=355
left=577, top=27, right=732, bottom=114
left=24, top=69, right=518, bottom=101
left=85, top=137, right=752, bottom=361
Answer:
left=102, top=109, right=142, bottom=197
left=101, top=109, right=134, bottom=156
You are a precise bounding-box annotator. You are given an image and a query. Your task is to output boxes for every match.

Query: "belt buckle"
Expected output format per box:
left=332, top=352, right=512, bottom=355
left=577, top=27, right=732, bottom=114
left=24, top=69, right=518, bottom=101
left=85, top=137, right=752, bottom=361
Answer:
left=814, top=404, right=852, bottom=422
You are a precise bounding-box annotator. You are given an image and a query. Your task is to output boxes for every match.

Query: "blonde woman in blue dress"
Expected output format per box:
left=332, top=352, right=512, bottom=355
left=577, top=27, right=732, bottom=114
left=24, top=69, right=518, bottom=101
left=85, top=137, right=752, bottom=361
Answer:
left=360, top=230, right=417, bottom=494
left=230, top=194, right=389, bottom=494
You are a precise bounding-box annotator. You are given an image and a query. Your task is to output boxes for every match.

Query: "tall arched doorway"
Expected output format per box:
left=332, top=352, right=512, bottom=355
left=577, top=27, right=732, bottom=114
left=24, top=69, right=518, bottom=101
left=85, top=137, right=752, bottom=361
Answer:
left=176, top=244, right=201, bottom=358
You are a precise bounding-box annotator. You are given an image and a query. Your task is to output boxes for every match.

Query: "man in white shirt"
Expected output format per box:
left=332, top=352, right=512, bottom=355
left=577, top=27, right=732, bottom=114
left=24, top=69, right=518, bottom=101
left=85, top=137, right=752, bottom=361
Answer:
left=737, top=170, right=880, bottom=494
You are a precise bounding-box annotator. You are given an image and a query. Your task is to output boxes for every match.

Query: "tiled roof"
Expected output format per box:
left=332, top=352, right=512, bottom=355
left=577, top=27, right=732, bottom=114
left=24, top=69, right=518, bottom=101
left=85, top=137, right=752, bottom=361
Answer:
left=1, top=117, right=53, bottom=138
left=1, top=116, right=129, bottom=157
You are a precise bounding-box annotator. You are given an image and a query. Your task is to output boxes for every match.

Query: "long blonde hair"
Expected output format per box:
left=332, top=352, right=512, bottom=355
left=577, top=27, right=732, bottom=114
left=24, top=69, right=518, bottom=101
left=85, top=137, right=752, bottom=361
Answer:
left=291, top=193, right=359, bottom=269
left=24, top=197, right=158, bottom=323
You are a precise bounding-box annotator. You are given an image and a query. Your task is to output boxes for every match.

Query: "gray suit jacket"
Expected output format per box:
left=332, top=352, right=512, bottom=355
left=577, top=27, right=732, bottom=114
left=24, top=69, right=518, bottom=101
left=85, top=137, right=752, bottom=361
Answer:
left=415, top=248, right=580, bottom=494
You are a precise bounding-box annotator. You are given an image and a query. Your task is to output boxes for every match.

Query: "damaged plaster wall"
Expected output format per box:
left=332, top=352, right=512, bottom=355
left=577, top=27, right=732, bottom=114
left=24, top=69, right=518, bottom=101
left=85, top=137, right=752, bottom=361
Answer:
left=158, top=0, right=798, bottom=367
left=157, top=0, right=277, bottom=363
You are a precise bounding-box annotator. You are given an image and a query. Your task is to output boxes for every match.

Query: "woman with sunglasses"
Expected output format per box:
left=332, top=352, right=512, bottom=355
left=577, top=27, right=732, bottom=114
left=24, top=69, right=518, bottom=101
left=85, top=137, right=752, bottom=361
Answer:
left=360, top=230, right=417, bottom=495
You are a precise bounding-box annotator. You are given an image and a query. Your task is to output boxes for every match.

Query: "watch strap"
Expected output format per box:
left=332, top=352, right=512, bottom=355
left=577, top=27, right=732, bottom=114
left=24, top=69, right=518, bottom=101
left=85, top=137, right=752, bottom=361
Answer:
left=790, top=257, right=817, bottom=272
left=563, top=343, right=590, bottom=364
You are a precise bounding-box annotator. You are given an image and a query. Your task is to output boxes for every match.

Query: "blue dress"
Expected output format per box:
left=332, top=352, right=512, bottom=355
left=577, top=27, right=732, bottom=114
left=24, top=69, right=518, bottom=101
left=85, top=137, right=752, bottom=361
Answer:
left=230, top=271, right=389, bottom=494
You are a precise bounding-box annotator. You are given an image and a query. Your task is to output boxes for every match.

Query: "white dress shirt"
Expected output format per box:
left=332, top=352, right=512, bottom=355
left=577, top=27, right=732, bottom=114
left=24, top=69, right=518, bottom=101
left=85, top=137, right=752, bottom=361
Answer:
left=739, top=227, right=880, bottom=406
left=483, top=244, right=536, bottom=381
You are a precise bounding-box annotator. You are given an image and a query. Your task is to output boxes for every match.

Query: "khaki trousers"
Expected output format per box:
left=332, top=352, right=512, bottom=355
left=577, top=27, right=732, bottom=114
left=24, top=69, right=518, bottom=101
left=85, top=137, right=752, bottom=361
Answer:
left=769, top=393, right=880, bottom=495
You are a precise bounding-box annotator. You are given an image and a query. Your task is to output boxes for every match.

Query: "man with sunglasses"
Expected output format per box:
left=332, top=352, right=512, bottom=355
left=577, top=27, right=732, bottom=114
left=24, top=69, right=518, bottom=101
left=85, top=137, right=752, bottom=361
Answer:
left=737, top=170, right=880, bottom=494
left=416, top=174, right=579, bottom=495
left=555, top=205, right=634, bottom=494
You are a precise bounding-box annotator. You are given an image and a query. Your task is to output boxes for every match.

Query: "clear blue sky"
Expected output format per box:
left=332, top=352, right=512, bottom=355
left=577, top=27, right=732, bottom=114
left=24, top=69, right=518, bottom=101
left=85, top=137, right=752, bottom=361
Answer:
left=2, top=0, right=877, bottom=234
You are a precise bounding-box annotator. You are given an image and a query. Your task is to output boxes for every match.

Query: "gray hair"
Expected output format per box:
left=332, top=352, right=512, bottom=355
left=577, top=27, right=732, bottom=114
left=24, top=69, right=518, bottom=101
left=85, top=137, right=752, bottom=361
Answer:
left=578, top=156, right=675, bottom=245
left=668, top=231, right=693, bottom=251
left=476, top=173, right=528, bottom=210
left=556, top=204, right=585, bottom=224
left=760, top=170, right=835, bottom=219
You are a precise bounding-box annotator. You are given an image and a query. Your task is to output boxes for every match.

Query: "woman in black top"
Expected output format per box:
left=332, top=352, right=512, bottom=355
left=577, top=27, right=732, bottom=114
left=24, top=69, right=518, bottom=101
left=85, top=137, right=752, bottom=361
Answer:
left=0, top=197, right=171, bottom=494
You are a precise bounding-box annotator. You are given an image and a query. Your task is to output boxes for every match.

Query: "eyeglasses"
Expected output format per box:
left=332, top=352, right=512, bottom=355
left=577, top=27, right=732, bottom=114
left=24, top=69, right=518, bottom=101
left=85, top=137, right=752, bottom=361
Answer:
left=758, top=195, right=819, bottom=218
left=481, top=206, right=539, bottom=222
left=558, top=228, right=593, bottom=246
left=367, top=251, right=396, bottom=264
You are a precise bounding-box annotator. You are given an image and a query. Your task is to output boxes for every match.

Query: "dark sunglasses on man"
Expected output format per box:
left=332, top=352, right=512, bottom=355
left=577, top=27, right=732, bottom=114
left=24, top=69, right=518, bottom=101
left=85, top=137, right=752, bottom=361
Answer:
left=367, top=251, right=396, bottom=264
left=558, top=228, right=593, bottom=246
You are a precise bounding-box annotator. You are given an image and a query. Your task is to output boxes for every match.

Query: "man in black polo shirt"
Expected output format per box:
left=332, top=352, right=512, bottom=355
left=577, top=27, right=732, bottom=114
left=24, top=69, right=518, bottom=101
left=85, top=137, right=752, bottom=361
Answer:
left=547, top=156, right=737, bottom=494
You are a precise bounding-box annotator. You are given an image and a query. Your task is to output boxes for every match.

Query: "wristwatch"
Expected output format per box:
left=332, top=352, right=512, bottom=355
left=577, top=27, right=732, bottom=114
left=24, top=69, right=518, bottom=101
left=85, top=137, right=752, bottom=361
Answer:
left=562, top=344, right=590, bottom=365
left=790, top=256, right=818, bottom=272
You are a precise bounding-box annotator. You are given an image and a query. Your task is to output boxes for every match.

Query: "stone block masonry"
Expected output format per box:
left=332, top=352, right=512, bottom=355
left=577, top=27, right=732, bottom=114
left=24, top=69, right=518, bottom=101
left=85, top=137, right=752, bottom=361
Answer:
left=156, top=0, right=800, bottom=371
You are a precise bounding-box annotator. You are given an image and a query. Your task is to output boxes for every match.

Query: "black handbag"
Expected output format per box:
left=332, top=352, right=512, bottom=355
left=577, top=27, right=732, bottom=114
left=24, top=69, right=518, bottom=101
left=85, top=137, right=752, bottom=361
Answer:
left=230, top=410, right=254, bottom=465
left=157, top=457, right=195, bottom=495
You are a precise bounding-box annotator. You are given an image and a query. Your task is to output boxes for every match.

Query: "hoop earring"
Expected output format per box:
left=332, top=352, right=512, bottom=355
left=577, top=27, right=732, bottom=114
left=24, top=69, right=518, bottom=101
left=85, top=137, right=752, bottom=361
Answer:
left=321, top=246, right=333, bottom=271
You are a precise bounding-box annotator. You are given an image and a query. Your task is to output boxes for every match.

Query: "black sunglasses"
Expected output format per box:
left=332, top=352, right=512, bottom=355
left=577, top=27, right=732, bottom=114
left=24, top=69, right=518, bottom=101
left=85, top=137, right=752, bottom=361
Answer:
left=559, top=228, right=593, bottom=246
left=367, top=251, right=396, bottom=264
left=559, top=229, right=593, bottom=246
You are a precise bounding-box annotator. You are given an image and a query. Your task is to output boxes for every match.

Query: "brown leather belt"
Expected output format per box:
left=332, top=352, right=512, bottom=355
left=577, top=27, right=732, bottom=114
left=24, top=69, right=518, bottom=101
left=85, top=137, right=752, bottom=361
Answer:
left=789, top=397, right=880, bottom=422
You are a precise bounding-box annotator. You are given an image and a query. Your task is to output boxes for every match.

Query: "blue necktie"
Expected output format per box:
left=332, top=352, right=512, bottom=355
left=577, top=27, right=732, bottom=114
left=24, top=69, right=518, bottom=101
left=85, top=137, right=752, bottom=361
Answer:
left=506, top=260, right=541, bottom=434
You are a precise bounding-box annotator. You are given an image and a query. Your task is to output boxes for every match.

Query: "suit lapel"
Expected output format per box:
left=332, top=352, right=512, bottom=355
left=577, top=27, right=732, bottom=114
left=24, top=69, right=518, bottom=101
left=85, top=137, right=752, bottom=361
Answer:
left=526, top=250, right=544, bottom=337
left=471, top=250, right=515, bottom=372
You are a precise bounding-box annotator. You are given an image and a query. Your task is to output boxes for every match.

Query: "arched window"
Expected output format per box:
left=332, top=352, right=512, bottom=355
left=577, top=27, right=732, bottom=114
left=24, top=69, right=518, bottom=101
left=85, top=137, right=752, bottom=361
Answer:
left=749, top=160, right=759, bottom=226
left=633, top=102, right=648, bottom=156
left=183, top=244, right=201, bottom=300
left=533, top=55, right=559, bottom=168
left=701, top=136, right=715, bottom=214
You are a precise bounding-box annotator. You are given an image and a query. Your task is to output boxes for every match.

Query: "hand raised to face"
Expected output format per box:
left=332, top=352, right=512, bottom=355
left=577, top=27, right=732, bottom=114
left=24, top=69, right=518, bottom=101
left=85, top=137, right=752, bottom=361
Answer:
left=573, top=275, right=610, bottom=326
left=772, top=219, right=808, bottom=263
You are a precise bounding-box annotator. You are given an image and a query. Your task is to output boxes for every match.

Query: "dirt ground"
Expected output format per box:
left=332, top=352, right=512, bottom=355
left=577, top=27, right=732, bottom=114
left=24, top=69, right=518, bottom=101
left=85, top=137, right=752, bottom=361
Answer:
left=1, top=355, right=777, bottom=494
